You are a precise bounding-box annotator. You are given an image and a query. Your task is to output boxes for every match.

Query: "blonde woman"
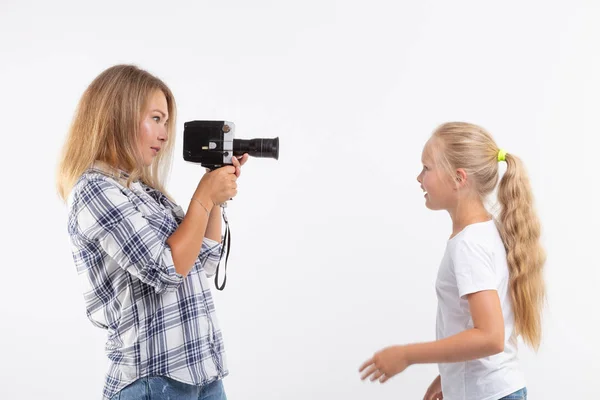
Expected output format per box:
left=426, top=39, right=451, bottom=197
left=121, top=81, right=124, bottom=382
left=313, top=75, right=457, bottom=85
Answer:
left=359, top=122, right=545, bottom=400
left=57, top=64, right=248, bottom=400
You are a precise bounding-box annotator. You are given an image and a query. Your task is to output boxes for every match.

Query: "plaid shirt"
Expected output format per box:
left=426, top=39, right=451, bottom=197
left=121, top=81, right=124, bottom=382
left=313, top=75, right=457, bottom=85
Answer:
left=67, top=161, right=228, bottom=400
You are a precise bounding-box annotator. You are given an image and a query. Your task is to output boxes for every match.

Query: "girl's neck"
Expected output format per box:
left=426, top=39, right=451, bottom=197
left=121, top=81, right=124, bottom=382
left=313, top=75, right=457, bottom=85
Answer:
left=448, top=198, right=492, bottom=239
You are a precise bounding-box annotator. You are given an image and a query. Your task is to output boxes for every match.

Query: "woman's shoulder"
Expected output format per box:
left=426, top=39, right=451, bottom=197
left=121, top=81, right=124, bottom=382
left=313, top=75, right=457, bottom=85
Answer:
left=68, top=168, right=129, bottom=210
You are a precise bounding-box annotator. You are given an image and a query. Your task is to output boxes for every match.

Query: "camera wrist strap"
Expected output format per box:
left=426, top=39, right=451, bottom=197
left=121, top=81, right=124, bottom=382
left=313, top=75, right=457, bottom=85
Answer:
left=214, top=206, right=231, bottom=291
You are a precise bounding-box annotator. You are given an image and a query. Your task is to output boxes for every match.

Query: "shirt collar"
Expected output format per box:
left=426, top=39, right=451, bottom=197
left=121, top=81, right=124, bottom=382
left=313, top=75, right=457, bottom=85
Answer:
left=90, top=160, right=132, bottom=184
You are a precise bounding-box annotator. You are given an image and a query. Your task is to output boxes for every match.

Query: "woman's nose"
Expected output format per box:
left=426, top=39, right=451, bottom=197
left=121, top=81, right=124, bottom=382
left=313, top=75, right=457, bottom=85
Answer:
left=158, top=128, right=168, bottom=142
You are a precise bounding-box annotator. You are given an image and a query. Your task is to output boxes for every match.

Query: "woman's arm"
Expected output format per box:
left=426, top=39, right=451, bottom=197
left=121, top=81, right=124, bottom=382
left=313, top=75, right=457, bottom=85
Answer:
left=168, top=155, right=248, bottom=276
left=203, top=155, right=248, bottom=244
left=167, top=194, right=216, bottom=277
left=204, top=203, right=222, bottom=243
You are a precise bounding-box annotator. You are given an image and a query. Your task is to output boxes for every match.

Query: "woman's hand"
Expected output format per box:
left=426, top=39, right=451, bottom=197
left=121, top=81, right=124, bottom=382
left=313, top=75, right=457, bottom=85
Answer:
left=195, top=167, right=237, bottom=207
left=206, top=154, right=248, bottom=178
left=195, top=154, right=249, bottom=206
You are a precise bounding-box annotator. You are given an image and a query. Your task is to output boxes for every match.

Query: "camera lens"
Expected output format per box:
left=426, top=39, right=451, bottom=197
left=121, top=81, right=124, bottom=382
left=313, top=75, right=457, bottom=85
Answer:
left=233, top=138, right=279, bottom=160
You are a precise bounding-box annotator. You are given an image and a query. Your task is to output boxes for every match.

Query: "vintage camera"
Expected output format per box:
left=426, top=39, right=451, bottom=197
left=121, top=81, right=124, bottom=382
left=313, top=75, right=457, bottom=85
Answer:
left=182, top=120, right=279, bottom=291
left=183, top=120, right=279, bottom=170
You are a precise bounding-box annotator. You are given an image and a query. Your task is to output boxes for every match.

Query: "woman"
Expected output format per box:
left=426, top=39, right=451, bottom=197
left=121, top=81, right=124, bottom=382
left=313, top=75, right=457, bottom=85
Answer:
left=56, top=64, right=248, bottom=400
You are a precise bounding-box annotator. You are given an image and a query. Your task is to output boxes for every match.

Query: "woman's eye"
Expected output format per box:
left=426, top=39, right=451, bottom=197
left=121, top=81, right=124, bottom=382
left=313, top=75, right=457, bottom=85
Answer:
left=153, top=116, right=160, bottom=122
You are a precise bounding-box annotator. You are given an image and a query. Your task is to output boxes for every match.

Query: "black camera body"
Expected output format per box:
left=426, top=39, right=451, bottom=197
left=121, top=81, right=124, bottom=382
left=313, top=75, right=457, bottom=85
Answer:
left=183, top=120, right=279, bottom=170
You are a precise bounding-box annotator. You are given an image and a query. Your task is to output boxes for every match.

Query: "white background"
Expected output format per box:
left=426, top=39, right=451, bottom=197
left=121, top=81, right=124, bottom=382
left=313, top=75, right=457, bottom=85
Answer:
left=1, top=0, right=599, bottom=398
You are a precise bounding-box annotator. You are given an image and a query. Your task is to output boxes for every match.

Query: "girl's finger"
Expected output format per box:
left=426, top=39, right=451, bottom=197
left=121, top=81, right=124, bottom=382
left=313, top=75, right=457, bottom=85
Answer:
left=358, top=358, right=373, bottom=373
left=360, top=364, right=378, bottom=380
left=370, top=369, right=384, bottom=382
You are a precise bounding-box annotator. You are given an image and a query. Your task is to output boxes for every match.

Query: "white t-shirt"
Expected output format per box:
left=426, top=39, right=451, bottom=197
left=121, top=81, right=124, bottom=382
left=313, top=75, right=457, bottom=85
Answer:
left=435, top=220, right=526, bottom=400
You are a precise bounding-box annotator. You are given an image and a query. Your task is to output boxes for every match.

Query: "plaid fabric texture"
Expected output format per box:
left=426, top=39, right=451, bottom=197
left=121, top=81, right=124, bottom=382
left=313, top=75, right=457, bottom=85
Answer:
left=66, top=162, right=228, bottom=399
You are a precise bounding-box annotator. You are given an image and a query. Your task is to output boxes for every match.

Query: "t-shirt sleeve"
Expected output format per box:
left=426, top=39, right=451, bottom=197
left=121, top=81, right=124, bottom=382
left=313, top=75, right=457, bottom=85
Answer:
left=452, top=240, right=497, bottom=298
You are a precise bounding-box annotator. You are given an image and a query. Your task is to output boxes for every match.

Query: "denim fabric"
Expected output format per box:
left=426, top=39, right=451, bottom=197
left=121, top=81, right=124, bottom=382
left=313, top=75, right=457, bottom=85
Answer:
left=499, top=387, right=527, bottom=400
left=112, top=376, right=226, bottom=400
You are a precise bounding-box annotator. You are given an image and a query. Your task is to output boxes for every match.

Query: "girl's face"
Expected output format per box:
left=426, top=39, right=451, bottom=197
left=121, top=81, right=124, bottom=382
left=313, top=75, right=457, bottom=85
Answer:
left=138, top=90, right=169, bottom=167
left=416, top=139, right=457, bottom=211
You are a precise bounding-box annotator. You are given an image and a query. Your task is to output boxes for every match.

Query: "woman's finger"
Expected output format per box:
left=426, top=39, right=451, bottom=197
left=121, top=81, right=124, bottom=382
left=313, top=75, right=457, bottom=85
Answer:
left=238, top=153, right=249, bottom=166
left=231, top=156, right=242, bottom=177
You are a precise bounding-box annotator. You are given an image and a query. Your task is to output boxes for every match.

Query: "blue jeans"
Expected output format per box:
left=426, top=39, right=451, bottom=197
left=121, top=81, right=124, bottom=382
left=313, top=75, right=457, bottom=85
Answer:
left=111, top=376, right=227, bottom=400
left=499, top=387, right=527, bottom=400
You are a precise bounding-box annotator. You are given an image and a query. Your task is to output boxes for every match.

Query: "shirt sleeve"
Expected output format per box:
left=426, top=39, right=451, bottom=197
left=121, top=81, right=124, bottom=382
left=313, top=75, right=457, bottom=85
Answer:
left=452, top=240, right=497, bottom=298
left=73, top=178, right=184, bottom=294
left=201, top=237, right=223, bottom=278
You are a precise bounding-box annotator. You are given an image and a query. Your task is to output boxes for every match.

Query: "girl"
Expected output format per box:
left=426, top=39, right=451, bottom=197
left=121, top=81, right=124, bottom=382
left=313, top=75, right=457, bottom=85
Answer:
left=56, top=64, right=248, bottom=400
left=359, top=122, right=545, bottom=400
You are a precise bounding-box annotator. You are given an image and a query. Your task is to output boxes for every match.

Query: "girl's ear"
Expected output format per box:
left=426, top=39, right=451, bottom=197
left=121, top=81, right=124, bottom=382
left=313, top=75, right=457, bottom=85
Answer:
left=456, top=168, right=468, bottom=188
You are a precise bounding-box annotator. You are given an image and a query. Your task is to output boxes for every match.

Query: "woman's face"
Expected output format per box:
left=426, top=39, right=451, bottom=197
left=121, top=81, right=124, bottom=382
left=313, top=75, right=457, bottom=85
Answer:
left=138, top=90, right=169, bottom=167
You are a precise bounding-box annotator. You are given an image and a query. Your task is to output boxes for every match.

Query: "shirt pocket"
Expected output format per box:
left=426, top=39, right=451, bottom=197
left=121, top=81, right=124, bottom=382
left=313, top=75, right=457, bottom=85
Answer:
left=131, top=193, right=179, bottom=241
left=142, top=209, right=179, bottom=241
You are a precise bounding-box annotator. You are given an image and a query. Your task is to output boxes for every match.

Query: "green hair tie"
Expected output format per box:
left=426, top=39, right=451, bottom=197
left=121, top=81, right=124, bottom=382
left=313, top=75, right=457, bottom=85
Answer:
left=497, top=149, right=507, bottom=162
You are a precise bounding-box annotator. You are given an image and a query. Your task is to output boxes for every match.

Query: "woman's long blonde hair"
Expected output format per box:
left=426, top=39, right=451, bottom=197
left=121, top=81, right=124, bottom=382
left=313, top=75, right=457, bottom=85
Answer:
left=56, top=64, right=177, bottom=201
left=431, top=122, right=546, bottom=350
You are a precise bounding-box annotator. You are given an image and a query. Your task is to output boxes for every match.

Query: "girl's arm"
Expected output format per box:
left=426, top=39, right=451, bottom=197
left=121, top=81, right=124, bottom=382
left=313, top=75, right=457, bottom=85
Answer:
left=405, top=289, right=505, bottom=364
left=360, top=289, right=505, bottom=382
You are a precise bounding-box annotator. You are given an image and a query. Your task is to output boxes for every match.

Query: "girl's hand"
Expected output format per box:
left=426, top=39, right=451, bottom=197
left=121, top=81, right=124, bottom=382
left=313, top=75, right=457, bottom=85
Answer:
left=359, top=345, right=411, bottom=383
left=423, top=375, right=443, bottom=400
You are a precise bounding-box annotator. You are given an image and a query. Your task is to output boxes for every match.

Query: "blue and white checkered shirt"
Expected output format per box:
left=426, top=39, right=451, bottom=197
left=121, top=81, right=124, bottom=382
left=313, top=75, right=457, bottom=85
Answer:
left=67, top=161, right=228, bottom=400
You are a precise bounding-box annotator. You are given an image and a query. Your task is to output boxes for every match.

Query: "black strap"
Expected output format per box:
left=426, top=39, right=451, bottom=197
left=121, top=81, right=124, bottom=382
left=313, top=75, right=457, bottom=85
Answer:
left=214, top=206, right=230, bottom=291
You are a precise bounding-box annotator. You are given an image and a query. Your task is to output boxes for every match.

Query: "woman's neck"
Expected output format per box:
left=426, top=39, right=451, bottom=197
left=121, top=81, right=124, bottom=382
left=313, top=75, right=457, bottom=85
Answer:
left=448, top=197, right=491, bottom=239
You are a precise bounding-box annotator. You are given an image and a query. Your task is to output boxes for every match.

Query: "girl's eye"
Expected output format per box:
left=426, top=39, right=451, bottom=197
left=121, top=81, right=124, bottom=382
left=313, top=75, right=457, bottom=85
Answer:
left=153, top=116, right=161, bottom=122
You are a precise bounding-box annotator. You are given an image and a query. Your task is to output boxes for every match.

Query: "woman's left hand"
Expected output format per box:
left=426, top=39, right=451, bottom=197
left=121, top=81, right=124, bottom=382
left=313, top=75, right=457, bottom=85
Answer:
left=359, top=345, right=411, bottom=383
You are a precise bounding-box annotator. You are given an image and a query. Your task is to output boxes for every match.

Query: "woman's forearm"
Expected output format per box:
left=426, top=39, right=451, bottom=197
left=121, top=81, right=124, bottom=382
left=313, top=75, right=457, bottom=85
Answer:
left=166, top=195, right=214, bottom=276
left=204, top=204, right=222, bottom=243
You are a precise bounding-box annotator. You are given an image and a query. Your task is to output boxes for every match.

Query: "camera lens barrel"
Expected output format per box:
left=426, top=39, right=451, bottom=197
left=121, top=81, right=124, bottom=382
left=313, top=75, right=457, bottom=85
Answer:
left=233, top=138, right=279, bottom=160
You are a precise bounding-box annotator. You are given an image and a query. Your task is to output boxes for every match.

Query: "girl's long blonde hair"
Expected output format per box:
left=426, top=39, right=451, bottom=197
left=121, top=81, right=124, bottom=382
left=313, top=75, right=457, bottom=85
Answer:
left=56, top=64, right=177, bottom=201
left=432, top=122, right=546, bottom=350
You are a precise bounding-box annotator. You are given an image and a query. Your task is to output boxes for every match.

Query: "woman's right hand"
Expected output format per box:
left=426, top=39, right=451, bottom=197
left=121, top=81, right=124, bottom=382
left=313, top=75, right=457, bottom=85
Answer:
left=423, top=375, right=443, bottom=400
left=194, top=164, right=238, bottom=206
